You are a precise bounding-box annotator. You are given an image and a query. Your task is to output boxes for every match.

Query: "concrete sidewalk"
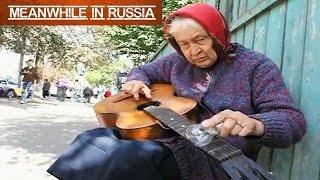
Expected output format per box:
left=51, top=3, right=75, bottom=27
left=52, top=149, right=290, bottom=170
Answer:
left=0, top=97, right=99, bottom=180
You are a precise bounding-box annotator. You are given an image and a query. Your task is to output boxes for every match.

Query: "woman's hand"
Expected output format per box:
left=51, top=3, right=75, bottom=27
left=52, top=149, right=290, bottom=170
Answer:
left=121, top=80, right=152, bottom=100
left=201, top=109, right=265, bottom=137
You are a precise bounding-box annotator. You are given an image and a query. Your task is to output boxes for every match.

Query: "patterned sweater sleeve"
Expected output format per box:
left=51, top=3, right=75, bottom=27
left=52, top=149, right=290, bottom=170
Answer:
left=126, top=53, right=178, bottom=86
left=249, top=58, right=306, bottom=148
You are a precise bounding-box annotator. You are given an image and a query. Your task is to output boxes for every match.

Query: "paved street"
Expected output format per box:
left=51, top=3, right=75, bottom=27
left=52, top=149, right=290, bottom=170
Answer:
left=0, top=96, right=100, bottom=180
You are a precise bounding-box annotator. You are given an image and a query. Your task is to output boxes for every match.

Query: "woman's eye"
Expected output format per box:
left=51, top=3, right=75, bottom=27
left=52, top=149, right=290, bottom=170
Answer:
left=196, top=37, right=206, bottom=43
left=180, top=43, right=188, bottom=47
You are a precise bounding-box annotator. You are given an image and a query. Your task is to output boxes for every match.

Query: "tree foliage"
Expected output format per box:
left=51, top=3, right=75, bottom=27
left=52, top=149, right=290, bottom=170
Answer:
left=1, top=26, right=68, bottom=65
left=85, top=56, right=133, bottom=86
left=101, top=0, right=204, bottom=66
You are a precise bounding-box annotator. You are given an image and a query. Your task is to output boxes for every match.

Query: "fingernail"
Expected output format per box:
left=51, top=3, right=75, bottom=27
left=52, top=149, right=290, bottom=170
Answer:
left=212, top=114, right=220, bottom=120
left=201, top=120, right=210, bottom=127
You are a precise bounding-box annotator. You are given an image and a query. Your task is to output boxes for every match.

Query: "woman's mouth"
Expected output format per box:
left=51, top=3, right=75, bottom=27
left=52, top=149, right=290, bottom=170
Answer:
left=196, top=57, right=207, bottom=62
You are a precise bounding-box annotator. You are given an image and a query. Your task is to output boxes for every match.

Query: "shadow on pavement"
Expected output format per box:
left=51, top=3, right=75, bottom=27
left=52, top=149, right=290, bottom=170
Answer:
left=0, top=114, right=99, bottom=156
left=0, top=98, right=42, bottom=109
left=0, top=96, right=101, bottom=179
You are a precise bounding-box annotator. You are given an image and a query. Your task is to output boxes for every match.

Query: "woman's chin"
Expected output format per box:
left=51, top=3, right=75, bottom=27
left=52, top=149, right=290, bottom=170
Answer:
left=196, top=61, right=214, bottom=68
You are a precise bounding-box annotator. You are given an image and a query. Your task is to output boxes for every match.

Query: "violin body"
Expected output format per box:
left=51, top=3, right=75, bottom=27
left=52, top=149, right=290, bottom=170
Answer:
left=94, top=83, right=197, bottom=140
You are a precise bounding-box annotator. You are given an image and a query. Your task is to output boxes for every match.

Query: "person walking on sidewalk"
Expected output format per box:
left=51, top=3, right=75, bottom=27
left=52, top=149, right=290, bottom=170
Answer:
left=20, top=59, right=40, bottom=104
left=71, top=79, right=82, bottom=102
left=56, top=74, right=69, bottom=102
left=42, top=79, right=51, bottom=99
left=83, top=87, right=93, bottom=103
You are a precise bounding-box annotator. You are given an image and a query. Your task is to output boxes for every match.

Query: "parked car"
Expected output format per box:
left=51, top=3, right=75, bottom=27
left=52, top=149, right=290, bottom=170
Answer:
left=0, top=77, right=22, bottom=97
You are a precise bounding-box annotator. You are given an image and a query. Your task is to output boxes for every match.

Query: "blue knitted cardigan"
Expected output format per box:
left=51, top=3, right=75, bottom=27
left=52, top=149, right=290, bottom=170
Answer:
left=126, top=44, right=306, bottom=180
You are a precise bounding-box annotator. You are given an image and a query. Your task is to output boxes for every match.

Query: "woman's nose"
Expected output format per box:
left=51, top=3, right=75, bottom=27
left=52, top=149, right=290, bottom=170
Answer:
left=190, top=43, right=201, bottom=55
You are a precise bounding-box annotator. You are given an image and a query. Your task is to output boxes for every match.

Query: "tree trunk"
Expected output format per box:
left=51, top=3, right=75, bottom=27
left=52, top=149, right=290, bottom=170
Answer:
left=35, top=50, right=41, bottom=66
left=18, top=36, right=26, bottom=88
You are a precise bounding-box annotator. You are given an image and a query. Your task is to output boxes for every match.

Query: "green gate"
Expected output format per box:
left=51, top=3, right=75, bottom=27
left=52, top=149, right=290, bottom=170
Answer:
left=150, top=0, right=320, bottom=179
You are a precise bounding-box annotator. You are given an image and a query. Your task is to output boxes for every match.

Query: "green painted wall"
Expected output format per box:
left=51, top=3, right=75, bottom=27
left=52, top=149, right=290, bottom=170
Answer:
left=150, top=0, right=320, bottom=179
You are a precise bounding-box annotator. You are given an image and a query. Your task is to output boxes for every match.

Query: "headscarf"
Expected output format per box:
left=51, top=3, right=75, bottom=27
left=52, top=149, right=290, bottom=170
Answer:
left=163, top=3, right=232, bottom=56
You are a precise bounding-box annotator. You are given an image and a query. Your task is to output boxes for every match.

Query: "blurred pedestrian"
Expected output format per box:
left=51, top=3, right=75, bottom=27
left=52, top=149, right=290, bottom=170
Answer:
left=83, top=87, right=93, bottom=103
left=93, top=87, right=98, bottom=98
left=20, top=59, right=40, bottom=104
left=71, top=79, right=82, bottom=102
left=104, top=89, right=112, bottom=98
left=42, top=79, right=51, bottom=99
left=56, top=74, right=69, bottom=102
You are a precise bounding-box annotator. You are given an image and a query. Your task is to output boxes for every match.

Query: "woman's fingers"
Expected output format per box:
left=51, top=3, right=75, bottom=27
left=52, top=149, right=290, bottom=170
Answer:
left=230, top=124, right=243, bottom=136
left=238, top=123, right=255, bottom=137
left=219, top=118, right=236, bottom=137
left=141, top=86, right=152, bottom=99
left=201, top=114, right=225, bottom=127
left=121, top=80, right=152, bottom=100
left=131, top=83, right=142, bottom=100
left=201, top=109, right=264, bottom=137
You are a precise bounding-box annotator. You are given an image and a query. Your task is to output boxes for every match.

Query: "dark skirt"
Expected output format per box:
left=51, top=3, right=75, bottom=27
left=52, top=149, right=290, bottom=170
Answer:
left=47, top=128, right=181, bottom=180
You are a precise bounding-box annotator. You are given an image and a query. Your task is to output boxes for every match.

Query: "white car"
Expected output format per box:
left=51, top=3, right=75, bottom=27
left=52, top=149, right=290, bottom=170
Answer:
left=0, top=77, right=22, bottom=97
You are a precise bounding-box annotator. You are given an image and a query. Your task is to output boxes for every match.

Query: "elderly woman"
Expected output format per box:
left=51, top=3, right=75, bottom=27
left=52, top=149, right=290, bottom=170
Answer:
left=48, top=3, right=306, bottom=180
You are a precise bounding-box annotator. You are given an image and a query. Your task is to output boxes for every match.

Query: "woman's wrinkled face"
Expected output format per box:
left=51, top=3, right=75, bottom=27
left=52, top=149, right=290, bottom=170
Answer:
left=172, top=25, right=217, bottom=68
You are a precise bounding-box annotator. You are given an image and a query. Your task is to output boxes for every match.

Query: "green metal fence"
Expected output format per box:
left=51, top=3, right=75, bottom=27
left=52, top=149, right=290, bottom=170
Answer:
left=150, top=0, right=320, bottom=179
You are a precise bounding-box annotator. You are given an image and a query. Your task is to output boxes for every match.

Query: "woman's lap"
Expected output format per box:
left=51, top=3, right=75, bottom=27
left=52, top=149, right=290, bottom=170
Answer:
left=48, top=128, right=180, bottom=180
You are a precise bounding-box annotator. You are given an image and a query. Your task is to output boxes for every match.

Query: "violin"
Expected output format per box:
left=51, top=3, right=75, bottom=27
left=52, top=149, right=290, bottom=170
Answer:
left=94, top=83, right=198, bottom=140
